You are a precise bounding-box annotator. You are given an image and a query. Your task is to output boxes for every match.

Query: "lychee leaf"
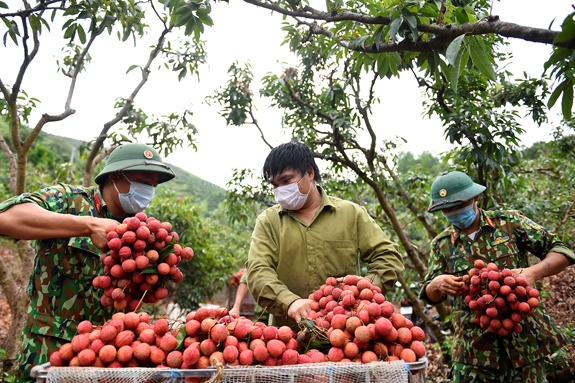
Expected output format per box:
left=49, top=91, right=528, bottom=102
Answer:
left=140, top=266, right=159, bottom=275
left=158, top=238, right=177, bottom=260
left=306, top=339, right=331, bottom=353
left=176, top=325, right=187, bottom=350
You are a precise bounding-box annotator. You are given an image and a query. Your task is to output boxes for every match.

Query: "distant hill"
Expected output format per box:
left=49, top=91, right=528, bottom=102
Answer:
left=157, top=162, right=226, bottom=212
left=0, top=122, right=225, bottom=212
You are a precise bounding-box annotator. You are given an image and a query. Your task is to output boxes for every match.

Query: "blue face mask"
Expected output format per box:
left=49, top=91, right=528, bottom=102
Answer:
left=114, top=173, right=155, bottom=214
left=443, top=203, right=477, bottom=229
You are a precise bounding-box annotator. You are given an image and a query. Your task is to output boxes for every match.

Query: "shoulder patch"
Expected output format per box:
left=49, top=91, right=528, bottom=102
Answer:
left=523, top=217, right=543, bottom=230
left=491, top=236, right=510, bottom=246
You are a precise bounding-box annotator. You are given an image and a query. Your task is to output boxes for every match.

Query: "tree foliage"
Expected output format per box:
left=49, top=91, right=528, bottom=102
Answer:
left=211, top=0, right=575, bottom=348
left=237, top=0, right=574, bottom=120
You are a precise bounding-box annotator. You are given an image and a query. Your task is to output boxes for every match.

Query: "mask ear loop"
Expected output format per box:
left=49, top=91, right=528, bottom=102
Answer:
left=113, top=172, right=132, bottom=194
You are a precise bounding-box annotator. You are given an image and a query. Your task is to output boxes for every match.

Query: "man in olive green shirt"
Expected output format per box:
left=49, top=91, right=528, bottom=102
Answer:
left=246, top=141, right=404, bottom=329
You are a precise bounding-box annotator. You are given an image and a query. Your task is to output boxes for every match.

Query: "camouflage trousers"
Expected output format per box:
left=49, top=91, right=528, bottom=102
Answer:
left=14, top=327, right=63, bottom=383
left=451, top=358, right=547, bottom=383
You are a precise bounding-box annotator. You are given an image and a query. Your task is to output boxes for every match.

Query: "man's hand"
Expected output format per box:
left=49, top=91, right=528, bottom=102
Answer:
left=287, top=298, right=314, bottom=323
left=88, top=217, right=120, bottom=252
left=511, top=267, right=537, bottom=288
left=430, top=275, right=465, bottom=297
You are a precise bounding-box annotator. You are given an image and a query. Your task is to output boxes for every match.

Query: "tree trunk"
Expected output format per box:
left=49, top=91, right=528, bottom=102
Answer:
left=0, top=240, right=33, bottom=376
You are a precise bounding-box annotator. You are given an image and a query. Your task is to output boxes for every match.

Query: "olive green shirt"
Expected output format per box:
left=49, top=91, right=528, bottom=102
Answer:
left=246, top=186, right=404, bottom=328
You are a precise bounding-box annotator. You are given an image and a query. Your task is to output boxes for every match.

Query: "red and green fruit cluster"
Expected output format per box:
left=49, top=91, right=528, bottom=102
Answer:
left=305, top=275, right=426, bottom=363
left=92, top=212, right=194, bottom=312
left=462, top=260, right=541, bottom=336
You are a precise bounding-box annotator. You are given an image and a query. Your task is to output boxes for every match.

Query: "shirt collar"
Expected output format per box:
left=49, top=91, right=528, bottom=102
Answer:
left=94, top=188, right=114, bottom=219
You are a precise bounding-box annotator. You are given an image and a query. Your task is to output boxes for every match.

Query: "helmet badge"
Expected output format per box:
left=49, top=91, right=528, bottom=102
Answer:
left=439, top=189, right=447, bottom=197
left=143, top=150, right=154, bottom=159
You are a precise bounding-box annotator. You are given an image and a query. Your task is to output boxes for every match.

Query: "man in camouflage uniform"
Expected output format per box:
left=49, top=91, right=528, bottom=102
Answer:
left=419, top=171, right=574, bottom=383
left=0, top=143, right=175, bottom=382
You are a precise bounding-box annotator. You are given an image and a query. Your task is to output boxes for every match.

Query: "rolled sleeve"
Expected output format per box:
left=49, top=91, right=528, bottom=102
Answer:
left=246, top=215, right=300, bottom=319
left=358, top=207, right=404, bottom=295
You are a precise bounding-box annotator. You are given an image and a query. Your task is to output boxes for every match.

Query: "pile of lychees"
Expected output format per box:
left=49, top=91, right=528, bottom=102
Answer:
left=461, top=260, right=541, bottom=336
left=50, top=276, right=427, bottom=371
left=303, top=275, right=426, bottom=364
left=49, top=308, right=300, bottom=369
left=92, top=212, right=194, bottom=312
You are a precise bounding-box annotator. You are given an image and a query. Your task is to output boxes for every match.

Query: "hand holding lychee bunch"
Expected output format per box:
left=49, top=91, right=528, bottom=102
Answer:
left=461, top=260, right=541, bottom=336
left=92, top=212, right=194, bottom=312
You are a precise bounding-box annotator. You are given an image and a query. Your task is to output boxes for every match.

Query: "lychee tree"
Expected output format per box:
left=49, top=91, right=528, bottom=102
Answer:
left=210, top=2, right=575, bottom=359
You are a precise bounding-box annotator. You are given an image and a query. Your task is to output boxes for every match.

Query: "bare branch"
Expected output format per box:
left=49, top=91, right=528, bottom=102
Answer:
left=248, top=104, right=274, bottom=150
left=0, top=1, right=64, bottom=18
left=10, top=7, right=41, bottom=104
left=83, top=26, right=173, bottom=185
left=555, top=197, right=575, bottom=234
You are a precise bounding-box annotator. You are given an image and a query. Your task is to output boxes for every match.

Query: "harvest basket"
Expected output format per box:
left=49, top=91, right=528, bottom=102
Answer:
left=31, top=359, right=427, bottom=383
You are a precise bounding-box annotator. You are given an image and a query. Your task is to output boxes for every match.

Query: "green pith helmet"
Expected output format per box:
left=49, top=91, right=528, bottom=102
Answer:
left=428, top=171, right=486, bottom=212
left=94, top=143, right=175, bottom=185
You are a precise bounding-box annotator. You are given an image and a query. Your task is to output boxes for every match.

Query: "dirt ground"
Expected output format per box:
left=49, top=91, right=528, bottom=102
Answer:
left=1, top=244, right=574, bottom=381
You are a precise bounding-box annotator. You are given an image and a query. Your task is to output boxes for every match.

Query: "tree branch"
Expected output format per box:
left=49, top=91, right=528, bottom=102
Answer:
left=242, top=0, right=574, bottom=51
left=83, top=26, right=173, bottom=186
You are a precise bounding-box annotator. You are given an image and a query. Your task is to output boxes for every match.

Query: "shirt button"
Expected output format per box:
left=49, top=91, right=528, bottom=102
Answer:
left=307, top=227, right=311, bottom=231
left=309, top=247, right=314, bottom=251
left=310, top=267, right=315, bottom=272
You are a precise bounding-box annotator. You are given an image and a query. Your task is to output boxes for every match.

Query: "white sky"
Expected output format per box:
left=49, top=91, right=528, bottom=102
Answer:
left=0, top=0, right=572, bottom=188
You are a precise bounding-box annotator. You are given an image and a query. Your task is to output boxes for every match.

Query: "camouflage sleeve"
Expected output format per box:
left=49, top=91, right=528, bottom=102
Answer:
left=419, top=236, right=448, bottom=305
left=511, top=210, right=575, bottom=264
left=0, top=184, right=74, bottom=214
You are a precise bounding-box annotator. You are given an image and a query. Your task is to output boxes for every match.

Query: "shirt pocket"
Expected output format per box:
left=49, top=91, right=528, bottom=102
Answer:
left=444, top=250, right=471, bottom=276
left=60, top=237, right=101, bottom=281
left=485, top=234, right=519, bottom=269
left=322, top=240, right=357, bottom=277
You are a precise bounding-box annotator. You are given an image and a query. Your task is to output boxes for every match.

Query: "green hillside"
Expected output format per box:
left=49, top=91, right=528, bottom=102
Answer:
left=156, top=163, right=226, bottom=212
left=0, top=122, right=225, bottom=212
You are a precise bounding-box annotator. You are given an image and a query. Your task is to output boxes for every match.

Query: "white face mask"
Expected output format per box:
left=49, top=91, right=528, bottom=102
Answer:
left=273, top=175, right=312, bottom=210
left=114, top=173, right=155, bottom=214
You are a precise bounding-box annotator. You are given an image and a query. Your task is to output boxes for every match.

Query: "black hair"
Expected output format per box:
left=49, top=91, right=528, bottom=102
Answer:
left=262, top=141, right=322, bottom=183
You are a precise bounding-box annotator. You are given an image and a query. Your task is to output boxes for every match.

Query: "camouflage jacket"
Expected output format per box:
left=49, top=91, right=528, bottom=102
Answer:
left=420, top=209, right=575, bottom=368
left=0, top=184, right=114, bottom=342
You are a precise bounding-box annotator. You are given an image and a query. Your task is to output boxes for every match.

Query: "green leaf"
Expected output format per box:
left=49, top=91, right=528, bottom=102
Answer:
left=389, top=16, right=403, bottom=44
left=468, top=37, right=495, bottom=81
left=553, top=12, right=575, bottom=45
left=547, top=80, right=566, bottom=109
left=400, top=8, right=418, bottom=42
left=126, top=64, right=140, bottom=74
left=419, top=4, right=439, bottom=17
left=0, top=2, right=8, bottom=9
left=455, top=7, right=469, bottom=24
left=176, top=325, right=187, bottom=350
left=77, top=24, right=86, bottom=44
left=197, top=12, right=213, bottom=27
left=561, top=80, right=573, bottom=119
left=388, top=52, right=402, bottom=76
left=446, top=34, right=465, bottom=66
left=140, top=266, right=159, bottom=275
left=377, top=56, right=390, bottom=78
left=459, top=49, right=469, bottom=75
left=63, top=24, right=76, bottom=40
left=159, top=238, right=177, bottom=259
left=450, top=49, right=464, bottom=92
